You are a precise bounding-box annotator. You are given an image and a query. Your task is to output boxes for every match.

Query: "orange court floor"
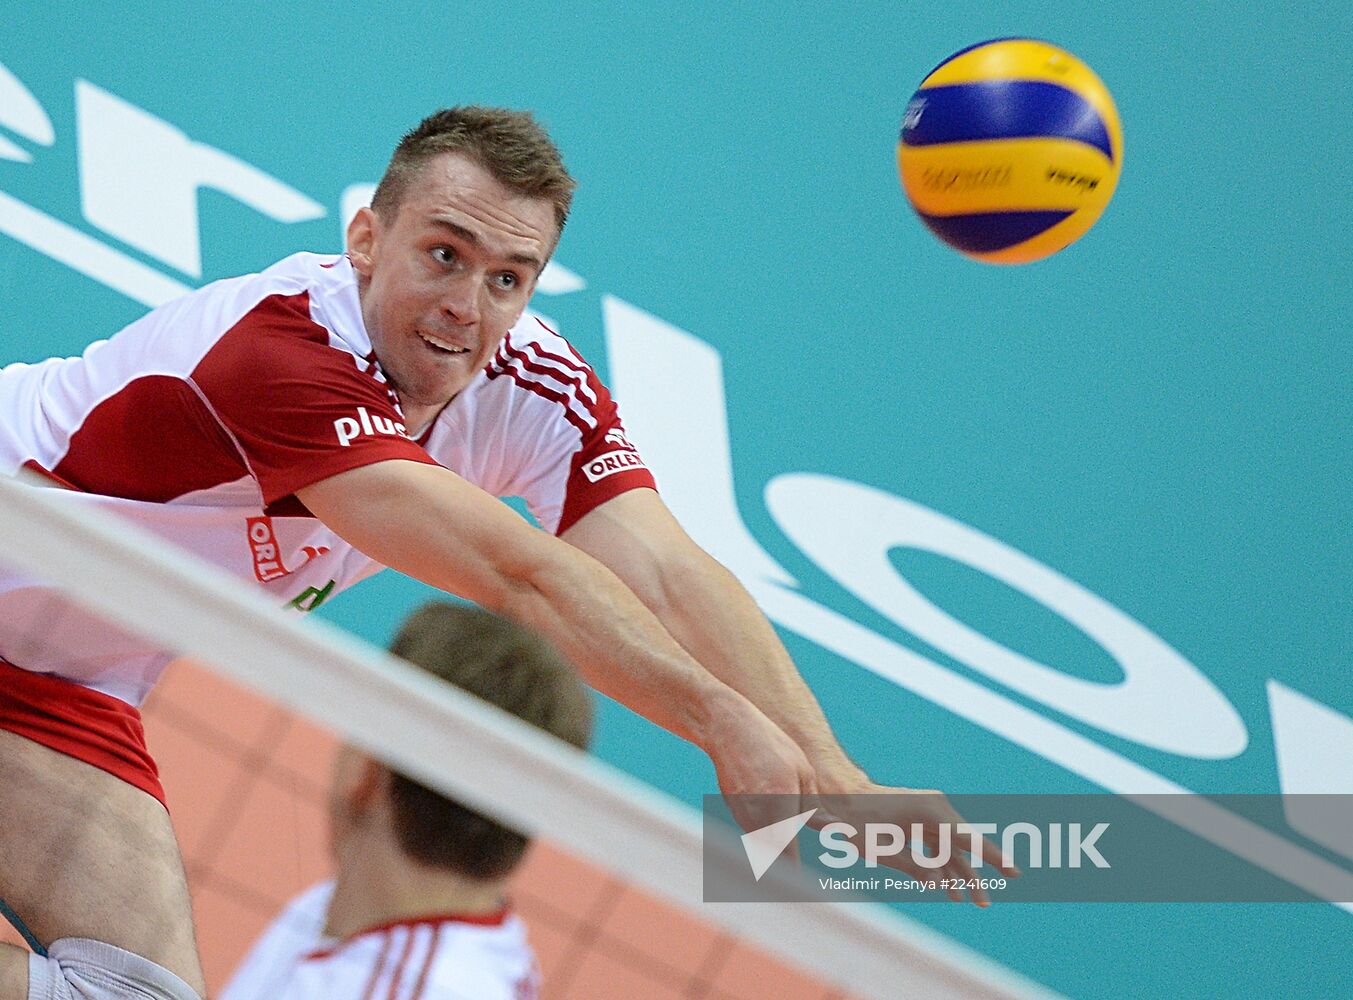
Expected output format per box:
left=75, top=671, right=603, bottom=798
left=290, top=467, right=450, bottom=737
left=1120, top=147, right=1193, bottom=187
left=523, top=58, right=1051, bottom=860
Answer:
left=1, top=661, right=861, bottom=1000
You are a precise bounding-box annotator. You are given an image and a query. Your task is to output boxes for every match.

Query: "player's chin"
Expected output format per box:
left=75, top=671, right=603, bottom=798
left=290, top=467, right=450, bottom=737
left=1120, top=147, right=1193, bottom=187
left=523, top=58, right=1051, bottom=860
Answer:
left=397, top=369, right=463, bottom=410
left=415, top=350, right=471, bottom=380
left=434, top=368, right=476, bottom=401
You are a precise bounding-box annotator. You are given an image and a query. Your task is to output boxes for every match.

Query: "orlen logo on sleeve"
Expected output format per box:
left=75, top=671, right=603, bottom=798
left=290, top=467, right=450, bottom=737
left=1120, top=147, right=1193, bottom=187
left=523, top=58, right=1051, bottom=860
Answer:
left=582, top=449, right=648, bottom=483
left=333, top=406, right=408, bottom=447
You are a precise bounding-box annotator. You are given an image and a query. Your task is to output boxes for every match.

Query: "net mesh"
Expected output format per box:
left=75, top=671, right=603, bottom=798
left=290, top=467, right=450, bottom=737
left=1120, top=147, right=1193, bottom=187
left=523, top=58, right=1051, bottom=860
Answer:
left=0, top=474, right=1047, bottom=1000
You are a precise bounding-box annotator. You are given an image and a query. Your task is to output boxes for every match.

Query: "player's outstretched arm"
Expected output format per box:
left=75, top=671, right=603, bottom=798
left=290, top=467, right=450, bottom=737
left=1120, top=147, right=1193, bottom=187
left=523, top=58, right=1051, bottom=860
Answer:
left=295, top=459, right=817, bottom=818
left=0, top=945, right=27, bottom=999
left=560, top=488, right=1016, bottom=904
left=560, top=488, right=865, bottom=789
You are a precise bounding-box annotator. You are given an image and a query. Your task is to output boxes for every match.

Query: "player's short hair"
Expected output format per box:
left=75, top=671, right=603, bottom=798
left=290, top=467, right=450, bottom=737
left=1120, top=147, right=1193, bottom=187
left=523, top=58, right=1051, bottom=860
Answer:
left=371, top=106, right=576, bottom=241
left=385, top=602, right=592, bottom=879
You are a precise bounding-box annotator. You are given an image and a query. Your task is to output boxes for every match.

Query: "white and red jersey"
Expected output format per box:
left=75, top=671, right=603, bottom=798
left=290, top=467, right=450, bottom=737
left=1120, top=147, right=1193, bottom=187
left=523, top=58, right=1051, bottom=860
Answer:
left=0, top=252, right=655, bottom=706
left=220, top=881, right=538, bottom=1000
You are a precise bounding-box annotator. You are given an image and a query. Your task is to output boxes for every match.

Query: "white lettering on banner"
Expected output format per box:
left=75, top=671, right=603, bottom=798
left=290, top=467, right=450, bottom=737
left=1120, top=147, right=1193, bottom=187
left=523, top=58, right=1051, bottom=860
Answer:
left=582, top=448, right=647, bottom=482
left=1269, top=681, right=1353, bottom=862
left=339, top=182, right=378, bottom=237
left=0, top=61, right=53, bottom=162
left=765, top=474, right=1247, bottom=759
left=1002, top=823, right=1043, bottom=867
left=867, top=823, right=914, bottom=866
left=0, top=57, right=1350, bottom=911
left=1067, top=823, right=1111, bottom=868
left=75, top=81, right=325, bottom=278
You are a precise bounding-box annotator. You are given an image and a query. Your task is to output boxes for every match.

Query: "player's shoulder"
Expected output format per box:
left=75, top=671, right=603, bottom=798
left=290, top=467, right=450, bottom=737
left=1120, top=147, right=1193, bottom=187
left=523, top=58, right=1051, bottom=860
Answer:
left=421, top=915, right=538, bottom=1000
left=172, top=252, right=339, bottom=312
left=484, top=312, right=606, bottom=403
left=236, top=252, right=356, bottom=319
left=257, top=880, right=336, bottom=949
left=181, top=253, right=371, bottom=366
left=474, top=314, right=612, bottom=443
left=291, top=912, right=534, bottom=1000
left=500, top=313, right=592, bottom=367
left=281, top=879, right=338, bottom=924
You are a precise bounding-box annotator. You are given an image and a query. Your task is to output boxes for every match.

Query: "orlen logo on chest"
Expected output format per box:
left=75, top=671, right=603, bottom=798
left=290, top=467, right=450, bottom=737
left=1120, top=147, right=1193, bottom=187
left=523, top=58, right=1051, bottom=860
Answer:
left=247, top=516, right=290, bottom=582
left=334, top=407, right=408, bottom=447
left=247, top=516, right=329, bottom=582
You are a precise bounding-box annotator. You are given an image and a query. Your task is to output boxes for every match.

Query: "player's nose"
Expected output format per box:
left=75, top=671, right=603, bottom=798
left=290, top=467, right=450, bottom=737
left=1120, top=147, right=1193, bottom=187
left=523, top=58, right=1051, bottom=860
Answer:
left=440, top=273, right=481, bottom=326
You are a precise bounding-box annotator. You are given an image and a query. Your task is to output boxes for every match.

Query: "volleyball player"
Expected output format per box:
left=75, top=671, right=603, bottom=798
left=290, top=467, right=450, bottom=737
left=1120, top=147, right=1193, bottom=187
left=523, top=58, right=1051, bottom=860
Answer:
left=0, top=106, right=1007, bottom=1000
left=220, top=603, right=588, bottom=1000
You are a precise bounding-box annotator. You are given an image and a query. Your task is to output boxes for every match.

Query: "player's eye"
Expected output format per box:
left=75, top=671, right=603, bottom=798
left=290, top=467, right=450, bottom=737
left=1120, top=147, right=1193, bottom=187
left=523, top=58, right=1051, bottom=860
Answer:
left=430, top=246, right=456, bottom=265
left=494, top=271, right=519, bottom=290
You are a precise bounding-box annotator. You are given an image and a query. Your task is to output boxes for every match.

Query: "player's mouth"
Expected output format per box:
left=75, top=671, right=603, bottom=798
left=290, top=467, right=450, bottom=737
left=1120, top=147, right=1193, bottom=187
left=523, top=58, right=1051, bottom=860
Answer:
left=417, top=330, right=473, bottom=357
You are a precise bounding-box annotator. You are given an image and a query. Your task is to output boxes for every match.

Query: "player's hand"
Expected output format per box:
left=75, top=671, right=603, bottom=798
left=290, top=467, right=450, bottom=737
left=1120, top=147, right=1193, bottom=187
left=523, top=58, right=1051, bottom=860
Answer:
left=706, top=701, right=818, bottom=843
left=812, top=777, right=1020, bottom=908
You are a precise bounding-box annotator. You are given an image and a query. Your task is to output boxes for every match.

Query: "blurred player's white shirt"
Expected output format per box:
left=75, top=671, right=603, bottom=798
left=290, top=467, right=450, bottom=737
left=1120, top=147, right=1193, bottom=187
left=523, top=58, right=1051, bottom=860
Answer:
left=220, top=881, right=539, bottom=1000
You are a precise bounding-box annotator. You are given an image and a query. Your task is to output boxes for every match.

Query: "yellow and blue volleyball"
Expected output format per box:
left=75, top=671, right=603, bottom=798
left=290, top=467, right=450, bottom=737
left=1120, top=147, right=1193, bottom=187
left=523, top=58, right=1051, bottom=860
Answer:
left=897, top=38, right=1123, bottom=264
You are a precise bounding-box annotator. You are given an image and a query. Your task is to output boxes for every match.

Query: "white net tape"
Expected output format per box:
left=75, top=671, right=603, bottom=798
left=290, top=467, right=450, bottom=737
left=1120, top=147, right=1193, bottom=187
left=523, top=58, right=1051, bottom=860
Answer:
left=0, top=472, right=1058, bottom=1000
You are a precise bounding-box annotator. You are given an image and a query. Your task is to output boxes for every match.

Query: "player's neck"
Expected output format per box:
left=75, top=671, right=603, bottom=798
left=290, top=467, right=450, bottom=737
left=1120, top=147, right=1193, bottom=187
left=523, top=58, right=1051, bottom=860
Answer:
left=323, top=835, right=509, bottom=940
left=399, top=401, right=443, bottom=439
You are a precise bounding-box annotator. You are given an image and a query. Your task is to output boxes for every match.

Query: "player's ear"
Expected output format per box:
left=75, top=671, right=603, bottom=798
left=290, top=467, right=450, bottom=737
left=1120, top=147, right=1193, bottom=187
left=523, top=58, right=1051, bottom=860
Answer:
left=333, top=747, right=384, bottom=818
left=349, top=757, right=386, bottom=814
left=347, top=206, right=378, bottom=275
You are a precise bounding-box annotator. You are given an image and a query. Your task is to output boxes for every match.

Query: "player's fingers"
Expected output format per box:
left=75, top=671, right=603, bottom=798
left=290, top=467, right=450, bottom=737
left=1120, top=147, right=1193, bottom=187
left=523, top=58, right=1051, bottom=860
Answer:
left=935, top=864, right=967, bottom=904
left=877, top=847, right=930, bottom=884
left=936, top=801, right=1021, bottom=880
left=974, top=833, right=1019, bottom=877
left=944, top=852, right=991, bottom=908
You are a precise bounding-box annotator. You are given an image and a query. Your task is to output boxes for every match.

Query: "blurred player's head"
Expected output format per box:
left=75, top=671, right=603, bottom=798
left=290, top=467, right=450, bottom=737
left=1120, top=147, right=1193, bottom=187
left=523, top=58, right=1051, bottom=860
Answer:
left=347, top=108, right=575, bottom=414
left=329, top=602, right=592, bottom=881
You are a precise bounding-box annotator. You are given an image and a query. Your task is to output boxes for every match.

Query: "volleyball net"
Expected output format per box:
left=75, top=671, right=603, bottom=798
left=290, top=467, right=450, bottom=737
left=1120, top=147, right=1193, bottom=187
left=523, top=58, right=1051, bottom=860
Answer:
left=0, top=471, right=1058, bottom=1000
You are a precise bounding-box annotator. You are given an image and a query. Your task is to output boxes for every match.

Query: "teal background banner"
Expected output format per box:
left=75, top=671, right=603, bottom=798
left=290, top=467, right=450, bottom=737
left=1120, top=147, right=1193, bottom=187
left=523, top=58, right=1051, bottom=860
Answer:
left=2, top=3, right=1349, bottom=996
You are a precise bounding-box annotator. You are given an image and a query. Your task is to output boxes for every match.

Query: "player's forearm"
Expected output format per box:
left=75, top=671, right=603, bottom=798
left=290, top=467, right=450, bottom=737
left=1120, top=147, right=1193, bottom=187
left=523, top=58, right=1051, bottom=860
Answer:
left=404, top=534, right=739, bottom=749
left=493, top=544, right=747, bottom=748
left=646, top=552, right=868, bottom=788
left=301, top=463, right=745, bottom=750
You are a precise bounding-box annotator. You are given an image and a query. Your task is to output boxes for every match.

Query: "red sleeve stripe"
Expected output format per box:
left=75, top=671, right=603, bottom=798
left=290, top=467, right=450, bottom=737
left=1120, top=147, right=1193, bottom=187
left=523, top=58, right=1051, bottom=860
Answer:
left=558, top=336, right=596, bottom=374
left=494, top=330, right=603, bottom=424
left=485, top=362, right=592, bottom=437
left=556, top=336, right=616, bottom=416
left=524, top=318, right=597, bottom=381
left=509, top=329, right=597, bottom=397
left=517, top=339, right=599, bottom=407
